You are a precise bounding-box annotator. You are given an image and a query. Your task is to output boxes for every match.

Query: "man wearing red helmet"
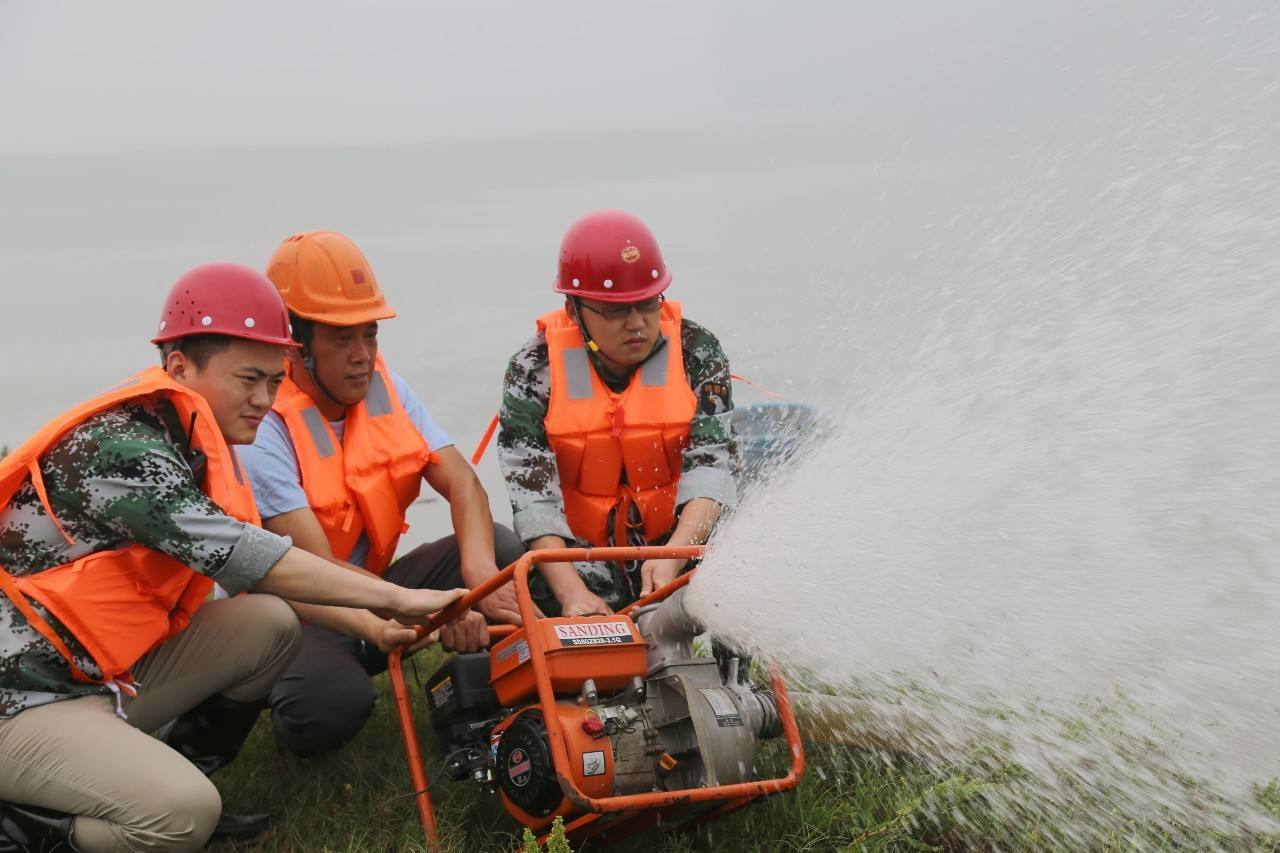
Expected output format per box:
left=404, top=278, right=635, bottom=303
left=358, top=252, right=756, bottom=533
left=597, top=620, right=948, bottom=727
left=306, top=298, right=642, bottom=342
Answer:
left=498, top=211, right=738, bottom=616
left=0, top=264, right=473, bottom=853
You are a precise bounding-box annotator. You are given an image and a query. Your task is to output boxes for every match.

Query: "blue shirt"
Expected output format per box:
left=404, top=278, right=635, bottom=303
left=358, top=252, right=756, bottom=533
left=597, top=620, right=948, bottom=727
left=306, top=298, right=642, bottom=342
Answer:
left=239, top=369, right=452, bottom=568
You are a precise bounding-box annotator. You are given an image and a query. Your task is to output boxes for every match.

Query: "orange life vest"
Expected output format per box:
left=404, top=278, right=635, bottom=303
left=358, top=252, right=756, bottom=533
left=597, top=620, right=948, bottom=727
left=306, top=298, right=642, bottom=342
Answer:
left=540, top=301, right=698, bottom=548
left=271, top=355, right=435, bottom=576
left=0, top=367, right=260, bottom=685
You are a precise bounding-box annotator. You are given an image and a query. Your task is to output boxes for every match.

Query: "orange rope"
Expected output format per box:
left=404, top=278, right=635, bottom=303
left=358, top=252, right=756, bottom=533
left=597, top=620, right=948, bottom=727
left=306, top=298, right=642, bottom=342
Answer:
left=730, top=372, right=784, bottom=399
left=469, top=412, right=500, bottom=466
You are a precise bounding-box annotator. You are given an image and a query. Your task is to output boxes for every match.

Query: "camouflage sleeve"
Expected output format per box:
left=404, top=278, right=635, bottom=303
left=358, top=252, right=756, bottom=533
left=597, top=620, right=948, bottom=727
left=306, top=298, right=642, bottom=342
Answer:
left=42, top=403, right=288, bottom=595
left=497, top=335, right=575, bottom=544
left=677, top=319, right=739, bottom=510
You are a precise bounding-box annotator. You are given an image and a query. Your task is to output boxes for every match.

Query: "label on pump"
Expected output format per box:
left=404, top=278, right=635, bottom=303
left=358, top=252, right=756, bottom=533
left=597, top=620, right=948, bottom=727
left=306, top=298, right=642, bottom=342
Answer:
left=553, top=620, right=634, bottom=647
left=508, top=748, right=532, bottom=787
left=581, top=749, right=606, bottom=777
left=699, top=687, right=744, bottom=727
left=429, top=676, right=454, bottom=709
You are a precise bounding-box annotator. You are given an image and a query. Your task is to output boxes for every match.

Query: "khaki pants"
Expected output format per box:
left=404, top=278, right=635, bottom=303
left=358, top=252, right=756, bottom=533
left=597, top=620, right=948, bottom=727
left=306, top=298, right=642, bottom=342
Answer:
left=0, top=594, right=300, bottom=852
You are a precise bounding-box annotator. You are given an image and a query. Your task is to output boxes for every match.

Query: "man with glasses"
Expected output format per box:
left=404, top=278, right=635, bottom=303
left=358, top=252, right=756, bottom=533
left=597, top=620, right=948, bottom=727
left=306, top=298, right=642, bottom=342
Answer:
left=498, top=210, right=738, bottom=616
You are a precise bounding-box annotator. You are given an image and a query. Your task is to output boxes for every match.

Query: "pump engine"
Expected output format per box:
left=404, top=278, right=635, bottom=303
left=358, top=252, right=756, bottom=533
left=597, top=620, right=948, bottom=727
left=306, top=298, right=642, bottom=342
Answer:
left=424, top=587, right=782, bottom=834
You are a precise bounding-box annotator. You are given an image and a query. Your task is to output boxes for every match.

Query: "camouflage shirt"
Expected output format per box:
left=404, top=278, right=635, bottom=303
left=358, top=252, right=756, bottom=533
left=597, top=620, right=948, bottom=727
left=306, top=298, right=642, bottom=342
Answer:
left=498, top=316, right=738, bottom=608
left=0, top=397, right=291, bottom=719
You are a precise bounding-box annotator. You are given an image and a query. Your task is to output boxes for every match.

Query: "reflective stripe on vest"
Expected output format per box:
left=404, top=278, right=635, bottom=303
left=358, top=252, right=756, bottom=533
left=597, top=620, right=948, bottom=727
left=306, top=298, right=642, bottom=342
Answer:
left=300, top=406, right=336, bottom=458
left=538, top=302, right=698, bottom=548
left=562, top=347, right=595, bottom=400
left=641, top=349, right=668, bottom=387
left=271, top=355, right=435, bottom=576
left=0, top=367, right=260, bottom=684
left=365, top=370, right=394, bottom=416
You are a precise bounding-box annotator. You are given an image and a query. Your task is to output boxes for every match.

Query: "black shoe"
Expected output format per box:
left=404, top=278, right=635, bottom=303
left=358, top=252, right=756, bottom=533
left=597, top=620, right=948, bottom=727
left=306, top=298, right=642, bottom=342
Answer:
left=211, top=811, right=273, bottom=842
left=161, top=693, right=265, bottom=777
left=0, top=800, right=74, bottom=852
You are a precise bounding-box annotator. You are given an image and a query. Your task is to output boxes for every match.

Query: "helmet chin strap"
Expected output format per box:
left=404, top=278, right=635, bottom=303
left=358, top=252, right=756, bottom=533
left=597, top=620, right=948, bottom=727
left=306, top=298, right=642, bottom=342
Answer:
left=300, top=349, right=348, bottom=412
left=568, top=298, right=601, bottom=353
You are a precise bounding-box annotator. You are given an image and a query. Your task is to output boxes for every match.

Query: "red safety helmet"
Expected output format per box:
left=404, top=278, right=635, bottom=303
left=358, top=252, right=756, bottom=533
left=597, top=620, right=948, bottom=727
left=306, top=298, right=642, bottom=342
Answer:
left=151, top=262, right=298, bottom=346
left=554, top=210, right=671, bottom=303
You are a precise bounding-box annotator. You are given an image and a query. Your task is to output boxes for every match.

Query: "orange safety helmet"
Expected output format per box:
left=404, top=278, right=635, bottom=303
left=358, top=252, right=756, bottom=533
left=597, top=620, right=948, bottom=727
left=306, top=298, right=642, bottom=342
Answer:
left=265, top=231, right=397, bottom=327
left=554, top=210, right=671, bottom=303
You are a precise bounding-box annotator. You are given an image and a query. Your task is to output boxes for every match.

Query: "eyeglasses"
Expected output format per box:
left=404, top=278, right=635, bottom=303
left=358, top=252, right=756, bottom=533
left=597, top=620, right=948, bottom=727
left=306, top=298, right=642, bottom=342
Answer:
left=577, top=294, right=664, bottom=321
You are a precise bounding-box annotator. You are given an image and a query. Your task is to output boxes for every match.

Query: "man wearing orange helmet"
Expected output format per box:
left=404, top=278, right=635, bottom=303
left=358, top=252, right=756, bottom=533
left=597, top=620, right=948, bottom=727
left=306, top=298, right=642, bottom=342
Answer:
left=0, top=264, right=472, bottom=852
left=239, top=231, right=523, bottom=756
left=498, top=211, right=738, bottom=616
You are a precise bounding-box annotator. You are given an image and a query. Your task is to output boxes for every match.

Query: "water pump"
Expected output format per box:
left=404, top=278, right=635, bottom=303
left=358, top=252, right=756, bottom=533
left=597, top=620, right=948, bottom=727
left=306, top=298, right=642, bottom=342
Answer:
left=388, top=546, right=804, bottom=849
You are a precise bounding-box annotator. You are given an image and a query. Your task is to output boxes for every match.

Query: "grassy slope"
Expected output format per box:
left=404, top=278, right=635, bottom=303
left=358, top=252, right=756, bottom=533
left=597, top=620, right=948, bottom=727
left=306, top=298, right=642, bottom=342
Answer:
left=212, top=648, right=1280, bottom=853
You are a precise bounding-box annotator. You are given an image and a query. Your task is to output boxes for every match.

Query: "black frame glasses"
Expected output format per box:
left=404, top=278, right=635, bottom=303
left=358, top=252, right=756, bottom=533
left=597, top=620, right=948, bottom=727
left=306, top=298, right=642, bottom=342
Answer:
left=577, top=294, right=664, bottom=321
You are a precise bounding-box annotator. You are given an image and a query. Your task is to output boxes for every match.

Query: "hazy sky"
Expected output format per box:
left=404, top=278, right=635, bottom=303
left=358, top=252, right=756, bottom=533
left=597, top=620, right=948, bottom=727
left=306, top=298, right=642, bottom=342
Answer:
left=0, top=0, right=1215, bottom=156
left=1, top=0, right=1277, bottom=514
left=0, top=1, right=784, bottom=153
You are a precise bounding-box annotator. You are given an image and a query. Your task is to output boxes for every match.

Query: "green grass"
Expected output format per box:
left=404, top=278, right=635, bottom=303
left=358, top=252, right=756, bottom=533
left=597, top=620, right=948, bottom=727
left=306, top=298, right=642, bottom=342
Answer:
left=212, top=648, right=1280, bottom=852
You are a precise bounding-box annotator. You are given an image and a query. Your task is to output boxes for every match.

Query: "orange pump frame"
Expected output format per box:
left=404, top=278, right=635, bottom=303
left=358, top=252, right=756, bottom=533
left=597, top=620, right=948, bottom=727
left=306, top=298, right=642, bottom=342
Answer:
left=387, top=546, right=806, bottom=848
